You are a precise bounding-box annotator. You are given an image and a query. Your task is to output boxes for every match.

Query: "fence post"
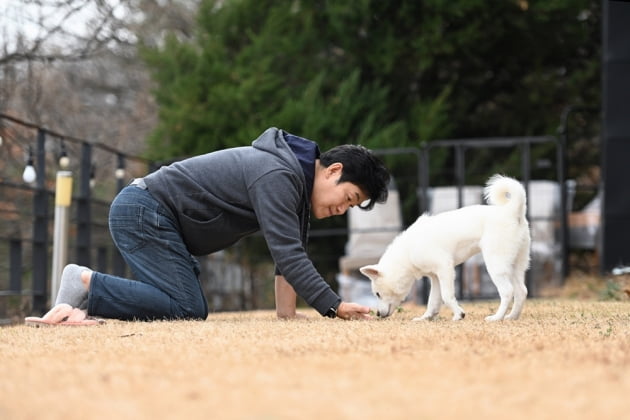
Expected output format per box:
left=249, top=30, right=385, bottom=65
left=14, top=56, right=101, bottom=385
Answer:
left=32, top=129, right=48, bottom=313
left=9, top=238, right=22, bottom=293
left=419, top=146, right=430, bottom=214
left=454, top=144, right=466, bottom=300
left=97, top=246, right=108, bottom=273
left=112, top=153, right=127, bottom=277
left=418, top=146, right=430, bottom=304
left=50, top=171, right=73, bottom=303
left=76, top=142, right=92, bottom=266
left=556, top=132, right=569, bottom=279
left=454, top=145, right=466, bottom=206
left=520, top=141, right=534, bottom=296
left=116, top=153, right=126, bottom=191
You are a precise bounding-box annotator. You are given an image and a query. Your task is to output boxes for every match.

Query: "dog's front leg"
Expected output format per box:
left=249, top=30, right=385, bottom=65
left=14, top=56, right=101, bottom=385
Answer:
left=413, top=275, right=441, bottom=321
left=436, top=268, right=466, bottom=321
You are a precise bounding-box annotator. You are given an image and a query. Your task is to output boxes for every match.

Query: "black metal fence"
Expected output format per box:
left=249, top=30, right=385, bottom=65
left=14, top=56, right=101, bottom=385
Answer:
left=0, top=113, right=152, bottom=322
left=417, top=135, right=566, bottom=300
left=0, top=113, right=578, bottom=323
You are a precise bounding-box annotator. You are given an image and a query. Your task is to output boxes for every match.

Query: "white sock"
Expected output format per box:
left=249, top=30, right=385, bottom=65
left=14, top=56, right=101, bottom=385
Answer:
left=55, top=264, right=90, bottom=307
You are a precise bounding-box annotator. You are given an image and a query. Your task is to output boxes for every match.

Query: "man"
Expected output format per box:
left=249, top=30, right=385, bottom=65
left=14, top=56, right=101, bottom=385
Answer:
left=34, top=127, right=390, bottom=324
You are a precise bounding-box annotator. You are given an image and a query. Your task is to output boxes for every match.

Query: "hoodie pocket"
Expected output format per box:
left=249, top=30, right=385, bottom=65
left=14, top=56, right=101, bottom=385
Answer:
left=179, top=208, right=259, bottom=255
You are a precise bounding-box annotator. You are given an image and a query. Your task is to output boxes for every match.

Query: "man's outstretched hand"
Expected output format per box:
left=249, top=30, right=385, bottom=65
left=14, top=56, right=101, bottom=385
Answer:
left=337, top=302, right=373, bottom=320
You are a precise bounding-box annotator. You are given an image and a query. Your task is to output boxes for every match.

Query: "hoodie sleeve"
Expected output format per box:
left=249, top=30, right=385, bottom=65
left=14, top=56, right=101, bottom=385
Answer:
left=247, top=168, right=340, bottom=315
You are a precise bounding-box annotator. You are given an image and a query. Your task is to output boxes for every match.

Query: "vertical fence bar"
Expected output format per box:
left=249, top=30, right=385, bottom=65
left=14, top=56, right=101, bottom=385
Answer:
left=97, top=246, right=108, bottom=273
left=76, top=142, right=92, bottom=267
left=520, top=141, right=533, bottom=295
left=112, top=153, right=127, bottom=276
left=116, top=153, right=126, bottom=192
left=557, top=111, right=570, bottom=279
left=455, top=145, right=465, bottom=207
left=454, top=145, right=465, bottom=299
left=419, top=146, right=430, bottom=215
left=9, top=239, right=22, bottom=293
left=418, top=146, right=431, bottom=304
left=414, top=147, right=424, bottom=216
left=32, top=129, right=49, bottom=313
left=520, top=141, right=531, bottom=186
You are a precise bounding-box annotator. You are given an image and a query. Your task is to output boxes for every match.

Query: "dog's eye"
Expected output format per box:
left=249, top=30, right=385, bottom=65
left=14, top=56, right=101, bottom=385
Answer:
left=375, top=292, right=381, bottom=298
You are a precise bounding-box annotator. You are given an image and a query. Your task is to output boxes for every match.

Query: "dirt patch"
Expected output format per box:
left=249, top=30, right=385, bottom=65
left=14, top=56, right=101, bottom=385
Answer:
left=540, top=271, right=630, bottom=301
left=1, top=298, right=629, bottom=420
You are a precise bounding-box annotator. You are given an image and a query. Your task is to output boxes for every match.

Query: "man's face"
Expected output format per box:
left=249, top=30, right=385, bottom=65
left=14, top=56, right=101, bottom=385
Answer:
left=311, top=162, right=367, bottom=219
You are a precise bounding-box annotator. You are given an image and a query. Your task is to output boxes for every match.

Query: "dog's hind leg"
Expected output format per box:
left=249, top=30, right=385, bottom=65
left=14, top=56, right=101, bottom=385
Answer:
left=484, top=262, right=515, bottom=321
left=413, top=275, right=442, bottom=321
left=436, top=268, right=465, bottom=321
left=481, top=242, right=520, bottom=321
left=504, top=276, right=527, bottom=320
left=505, top=246, right=529, bottom=320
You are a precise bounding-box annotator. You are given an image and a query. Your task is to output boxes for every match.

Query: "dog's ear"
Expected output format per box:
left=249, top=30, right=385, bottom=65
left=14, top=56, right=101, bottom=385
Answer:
left=359, top=265, right=381, bottom=280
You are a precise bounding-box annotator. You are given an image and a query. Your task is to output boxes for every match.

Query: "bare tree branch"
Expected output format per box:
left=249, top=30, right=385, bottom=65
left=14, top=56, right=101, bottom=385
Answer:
left=0, top=0, right=131, bottom=65
left=0, top=0, right=199, bottom=158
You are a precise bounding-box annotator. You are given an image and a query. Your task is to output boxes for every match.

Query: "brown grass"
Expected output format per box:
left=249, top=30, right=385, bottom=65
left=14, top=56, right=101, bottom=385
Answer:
left=2, top=287, right=630, bottom=420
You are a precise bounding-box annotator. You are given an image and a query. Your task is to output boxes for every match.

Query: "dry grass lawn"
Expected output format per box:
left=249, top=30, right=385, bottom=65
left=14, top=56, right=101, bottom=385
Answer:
left=1, top=281, right=629, bottom=420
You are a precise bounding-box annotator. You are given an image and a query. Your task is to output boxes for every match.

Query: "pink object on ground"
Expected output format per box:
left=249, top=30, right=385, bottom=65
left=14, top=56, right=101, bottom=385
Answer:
left=25, top=303, right=105, bottom=327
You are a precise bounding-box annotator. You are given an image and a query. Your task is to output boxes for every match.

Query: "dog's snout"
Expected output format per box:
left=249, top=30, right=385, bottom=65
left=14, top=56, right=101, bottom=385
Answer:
left=376, top=304, right=392, bottom=318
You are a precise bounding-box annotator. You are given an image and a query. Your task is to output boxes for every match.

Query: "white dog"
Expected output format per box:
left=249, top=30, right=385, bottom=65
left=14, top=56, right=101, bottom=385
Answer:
left=360, top=174, right=530, bottom=322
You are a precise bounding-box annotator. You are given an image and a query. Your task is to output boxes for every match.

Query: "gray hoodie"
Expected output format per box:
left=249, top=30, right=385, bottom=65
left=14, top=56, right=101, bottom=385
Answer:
left=144, top=127, right=340, bottom=315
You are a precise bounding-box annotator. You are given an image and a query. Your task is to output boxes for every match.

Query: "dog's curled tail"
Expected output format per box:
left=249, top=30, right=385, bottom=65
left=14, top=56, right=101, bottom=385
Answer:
left=484, top=174, right=527, bottom=218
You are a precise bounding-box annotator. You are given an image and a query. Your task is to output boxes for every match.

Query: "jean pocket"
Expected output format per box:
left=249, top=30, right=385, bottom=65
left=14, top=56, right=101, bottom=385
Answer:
left=109, top=204, right=146, bottom=252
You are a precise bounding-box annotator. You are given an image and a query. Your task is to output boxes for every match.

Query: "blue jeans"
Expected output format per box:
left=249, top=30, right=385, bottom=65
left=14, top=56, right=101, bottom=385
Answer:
left=87, top=185, right=209, bottom=320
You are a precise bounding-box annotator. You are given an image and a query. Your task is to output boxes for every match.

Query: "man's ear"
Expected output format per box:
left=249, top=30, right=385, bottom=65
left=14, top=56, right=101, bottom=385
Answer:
left=326, top=162, right=343, bottom=178
left=360, top=265, right=381, bottom=281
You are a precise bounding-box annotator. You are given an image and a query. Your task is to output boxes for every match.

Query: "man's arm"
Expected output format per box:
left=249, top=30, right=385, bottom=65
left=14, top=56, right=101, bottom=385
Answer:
left=275, top=275, right=372, bottom=320
left=274, top=275, right=298, bottom=318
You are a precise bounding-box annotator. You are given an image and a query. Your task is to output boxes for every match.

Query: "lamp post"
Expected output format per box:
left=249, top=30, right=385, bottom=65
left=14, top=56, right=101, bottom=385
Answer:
left=50, top=171, right=73, bottom=304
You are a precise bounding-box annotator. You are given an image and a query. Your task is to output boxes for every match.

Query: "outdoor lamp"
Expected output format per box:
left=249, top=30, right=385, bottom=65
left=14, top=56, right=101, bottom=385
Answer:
left=23, top=146, right=36, bottom=184
left=90, top=165, right=96, bottom=189
left=58, top=141, right=70, bottom=168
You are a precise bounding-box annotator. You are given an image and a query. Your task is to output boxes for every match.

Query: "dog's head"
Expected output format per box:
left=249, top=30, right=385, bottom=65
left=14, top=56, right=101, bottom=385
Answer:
left=359, top=264, right=409, bottom=318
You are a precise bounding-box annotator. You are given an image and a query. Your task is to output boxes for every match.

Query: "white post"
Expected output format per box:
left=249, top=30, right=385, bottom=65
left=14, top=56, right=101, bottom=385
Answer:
left=51, top=171, right=73, bottom=305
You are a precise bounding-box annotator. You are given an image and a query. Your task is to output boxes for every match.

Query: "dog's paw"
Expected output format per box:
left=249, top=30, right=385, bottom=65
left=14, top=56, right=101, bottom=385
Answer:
left=452, top=312, right=465, bottom=321
left=412, top=315, right=434, bottom=322
left=414, top=312, right=439, bottom=321
left=485, top=314, right=504, bottom=322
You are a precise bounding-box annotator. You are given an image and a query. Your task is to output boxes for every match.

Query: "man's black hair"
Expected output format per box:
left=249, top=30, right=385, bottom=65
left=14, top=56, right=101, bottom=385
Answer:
left=319, top=144, right=391, bottom=210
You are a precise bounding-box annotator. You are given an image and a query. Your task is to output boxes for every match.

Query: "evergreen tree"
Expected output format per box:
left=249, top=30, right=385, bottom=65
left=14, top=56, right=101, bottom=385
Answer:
left=142, top=0, right=599, bottom=156
left=141, top=0, right=600, bottom=285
